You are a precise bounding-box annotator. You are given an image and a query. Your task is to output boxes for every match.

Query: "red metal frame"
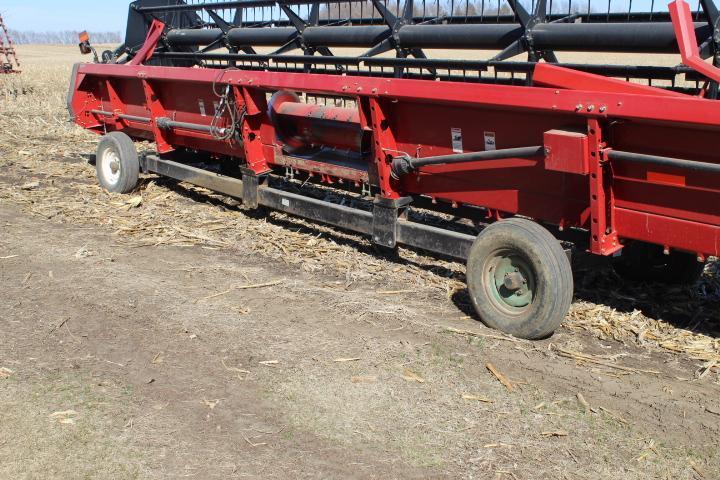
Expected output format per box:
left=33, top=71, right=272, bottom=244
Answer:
left=669, top=0, right=720, bottom=84
left=69, top=3, right=720, bottom=260
left=129, top=20, right=165, bottom=66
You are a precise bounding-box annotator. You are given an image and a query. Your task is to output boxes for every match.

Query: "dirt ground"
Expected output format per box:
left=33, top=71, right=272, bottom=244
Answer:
left=1, top=45, right=720, bottom=479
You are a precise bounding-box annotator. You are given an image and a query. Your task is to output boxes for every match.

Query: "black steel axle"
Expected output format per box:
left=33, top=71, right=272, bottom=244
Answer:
left=391, top=146, right=544, bottom=179
left=607, top=150, right=720, bottom=174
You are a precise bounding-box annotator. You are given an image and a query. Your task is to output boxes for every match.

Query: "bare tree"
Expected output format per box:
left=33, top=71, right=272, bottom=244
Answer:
left=9, top=30, right=122, bottom=45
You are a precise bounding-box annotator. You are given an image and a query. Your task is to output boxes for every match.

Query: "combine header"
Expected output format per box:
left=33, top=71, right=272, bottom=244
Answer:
left=69, top=0, right=720, bottom=339
left=0, top=14, right=20, bottom=74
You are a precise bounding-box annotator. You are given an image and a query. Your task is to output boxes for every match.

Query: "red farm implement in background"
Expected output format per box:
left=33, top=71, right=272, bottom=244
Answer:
left=0, top=14, right=20, bottom=74
left=68, top=0, right=720, bottom=339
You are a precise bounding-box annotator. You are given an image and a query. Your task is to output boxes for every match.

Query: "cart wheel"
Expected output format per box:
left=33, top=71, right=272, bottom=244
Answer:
left=466, top=218, right=573, bottom=340
left=96, top=132, right=139, bottom=194
left=612, top=241, right=705, bottom=285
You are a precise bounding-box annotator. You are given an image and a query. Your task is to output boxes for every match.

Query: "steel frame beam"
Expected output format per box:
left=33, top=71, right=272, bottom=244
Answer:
left=74, top=62, right=720, bottom=128
left=140, top=154, right=477, bottom=259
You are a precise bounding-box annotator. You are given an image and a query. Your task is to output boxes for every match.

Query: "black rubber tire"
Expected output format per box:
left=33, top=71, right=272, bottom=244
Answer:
left=96, top=132, right=139, bottom=194
left=466, top=218, right=573, bottom=340
left=612, top=241, right=705, bottom=285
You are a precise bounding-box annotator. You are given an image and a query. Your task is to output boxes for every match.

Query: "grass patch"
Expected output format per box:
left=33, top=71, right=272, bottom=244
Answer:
left=0, top=370, right=151, bottom=479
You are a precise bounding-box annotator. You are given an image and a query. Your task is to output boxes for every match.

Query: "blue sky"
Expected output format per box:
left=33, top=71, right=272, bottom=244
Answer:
left=1, top=0, right=129, bottom=32
left=0, top=0, right=706, bottom=33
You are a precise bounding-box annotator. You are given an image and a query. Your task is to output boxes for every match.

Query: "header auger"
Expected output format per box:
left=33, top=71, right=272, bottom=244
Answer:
left=69, top=0, right=720, bottom=339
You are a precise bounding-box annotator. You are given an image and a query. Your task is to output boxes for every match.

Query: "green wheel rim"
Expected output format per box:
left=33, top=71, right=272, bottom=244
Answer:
left=484, top=250, right=535, bottom=313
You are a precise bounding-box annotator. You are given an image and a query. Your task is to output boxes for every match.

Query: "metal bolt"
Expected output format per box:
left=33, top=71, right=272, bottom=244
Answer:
left=575, top=104, right=583, bottom=111
left=587, top=105, right=594, bottom=112
left=599, top=106, right=606, bottom=113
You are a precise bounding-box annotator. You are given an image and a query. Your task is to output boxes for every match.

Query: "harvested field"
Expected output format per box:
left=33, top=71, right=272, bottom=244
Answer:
left=1, top=45, right=719, bottom=479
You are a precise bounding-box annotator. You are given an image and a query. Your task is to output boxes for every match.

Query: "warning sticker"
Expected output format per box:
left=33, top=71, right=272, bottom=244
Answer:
left=484, top=131, right=496, bottom=151
left=451, top=127, right=463, bottom=153
left=198, top=99, right=207, bottom=117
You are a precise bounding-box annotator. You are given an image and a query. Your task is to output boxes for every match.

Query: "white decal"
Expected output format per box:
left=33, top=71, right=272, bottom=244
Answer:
left=484, top=131, right=496, bottom=151
left=451, top=127, right=463, bottom=153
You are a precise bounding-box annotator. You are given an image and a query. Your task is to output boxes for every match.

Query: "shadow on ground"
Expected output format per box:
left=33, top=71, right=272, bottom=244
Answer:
left=138, top=171, right=720, bottom=340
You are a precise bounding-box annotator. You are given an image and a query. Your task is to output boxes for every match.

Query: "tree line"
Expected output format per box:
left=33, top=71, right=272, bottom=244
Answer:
left=319, top=0, right=620, bottom=20
left=8, top=30, right=122, bottom=45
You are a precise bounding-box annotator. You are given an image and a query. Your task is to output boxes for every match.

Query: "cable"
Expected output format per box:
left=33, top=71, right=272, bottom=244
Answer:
left=210, top=67, right=242, bottom=141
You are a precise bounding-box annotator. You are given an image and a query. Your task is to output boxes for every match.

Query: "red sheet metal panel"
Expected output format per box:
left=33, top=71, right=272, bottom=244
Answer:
left=68, top=61, right=720, bottom=257
left=615, top=208, right=720, bottom=256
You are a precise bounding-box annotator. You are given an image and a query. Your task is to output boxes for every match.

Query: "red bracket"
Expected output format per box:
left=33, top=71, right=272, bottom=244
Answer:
left=534, top=63, right=684, bottom=98
left=587, top=119, right=621, bottom=256
left=140, top=79, right=173, bottom=154
left=365, top=98, right=401, bottom=199
left=129, top=20, right=165, bottom=66
left=102, top=79, right=125, bottom=128
left=669, top=0, right=720, bottom=84
left=233, top=85, right=272, bottom=174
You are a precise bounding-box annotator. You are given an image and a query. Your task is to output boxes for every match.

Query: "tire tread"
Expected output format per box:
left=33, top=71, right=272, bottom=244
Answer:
left=466, top=218, right=573, bottom=339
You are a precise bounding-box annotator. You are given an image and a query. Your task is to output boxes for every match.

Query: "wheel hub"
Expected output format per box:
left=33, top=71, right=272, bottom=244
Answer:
left=503, top=271, right=526, bottom=290
left=101, top=149, right=121, bottom=185
left=488, top=254, right=534, bottom=311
